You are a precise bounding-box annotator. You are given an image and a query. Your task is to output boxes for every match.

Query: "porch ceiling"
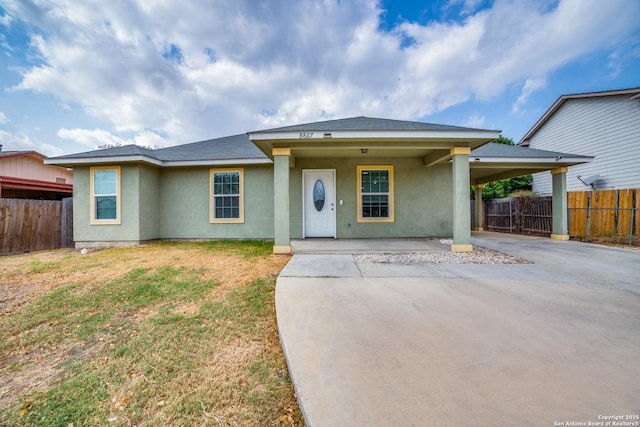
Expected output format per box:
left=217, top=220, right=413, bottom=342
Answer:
left=470, top=161, right=585, bottom=185
left=256, top=136, right=497, bottom=160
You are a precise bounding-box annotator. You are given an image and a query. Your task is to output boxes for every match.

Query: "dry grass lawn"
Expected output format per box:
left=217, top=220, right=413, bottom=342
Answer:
left=0, top=241, right=303, bottom=426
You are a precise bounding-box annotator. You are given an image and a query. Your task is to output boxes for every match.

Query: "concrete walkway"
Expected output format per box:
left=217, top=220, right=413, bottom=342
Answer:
left=276, top=233, right=640, bottom=426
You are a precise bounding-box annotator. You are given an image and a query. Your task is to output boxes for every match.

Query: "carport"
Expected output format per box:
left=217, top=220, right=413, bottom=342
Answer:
left=470, top=143, right=592, bottom=240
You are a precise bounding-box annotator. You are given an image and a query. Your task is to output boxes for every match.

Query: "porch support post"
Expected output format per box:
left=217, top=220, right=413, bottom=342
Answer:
left=273, top=148, right=292, bottom=254
left=473, top=184, right=484, bottom=231
left=551, top=167, right=569, bottom=240
left=451, top=147, right=472, bottom=252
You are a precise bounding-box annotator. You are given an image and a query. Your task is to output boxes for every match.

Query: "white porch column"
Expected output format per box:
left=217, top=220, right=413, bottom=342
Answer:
left=474, top=184, right=484, bottom=231
left=451, top=147, right=472, bottom=252
left=273, top=148, right=292, bottom=254
left=551, top=167, right=569, bottom=240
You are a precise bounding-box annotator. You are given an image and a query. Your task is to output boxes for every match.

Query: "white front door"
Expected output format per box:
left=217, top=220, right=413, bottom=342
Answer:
left=303, top=169, right=336, bottom=238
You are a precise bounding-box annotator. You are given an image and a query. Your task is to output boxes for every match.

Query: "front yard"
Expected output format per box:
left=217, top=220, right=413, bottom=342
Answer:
left=0, top=241, right=303, bottom=426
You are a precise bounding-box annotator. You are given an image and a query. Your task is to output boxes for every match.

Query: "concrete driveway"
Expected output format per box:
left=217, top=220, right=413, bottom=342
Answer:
left=276, top=233, right=640, bottom=426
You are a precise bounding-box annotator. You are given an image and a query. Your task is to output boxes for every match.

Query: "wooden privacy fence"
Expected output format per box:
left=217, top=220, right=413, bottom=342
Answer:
left=568, top=189, right=640, bottom=243
left=0, top=198, right=73, bottom=254
left=479, top=189, right=639, bottom=244
left=484, top=196, right=552, bottom=235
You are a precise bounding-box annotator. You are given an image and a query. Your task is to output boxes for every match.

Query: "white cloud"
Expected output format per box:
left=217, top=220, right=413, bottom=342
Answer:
left=0, top=112, right=8, bottom=124
left=0, top=130, right=64, bottom=157
left=512, top=77, right=547, bottom=113
left=2, top=0, right=639, bottom=150
left=57, top=128, right=126, bottom=149
left=0, top=10, right=11, bottom=27
left=464, top=114, right=485, bottom=128
left=57, top=128, right=168, bottom=150
left=444, top=0, right=487, bottom=16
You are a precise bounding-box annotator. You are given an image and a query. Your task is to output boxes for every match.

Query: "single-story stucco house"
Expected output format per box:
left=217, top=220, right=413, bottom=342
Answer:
left=45, top=117, right=592, bottom=254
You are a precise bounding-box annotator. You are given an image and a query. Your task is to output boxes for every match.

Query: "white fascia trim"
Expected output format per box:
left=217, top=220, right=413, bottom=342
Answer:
left=164, top=158, right=272, bottom=166
left=470, top=157, right=592, bottom=164
left=44, top=155, right=272, bottom=167
left=45, top=155, right=163, bottom=166
left=249, top=129, right=501, bottom=141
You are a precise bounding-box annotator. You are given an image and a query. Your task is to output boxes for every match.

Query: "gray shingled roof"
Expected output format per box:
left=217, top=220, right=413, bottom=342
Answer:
left=50, top=134, right=268, bottom=162
left=51, top=120, right=590, bottom=166
left=253, top=116, right=495, bottom=133
left=155, top=134, right=267, bottom=161
left=52, top=144, right=155, bottom=160
left=471, top=142, right=593, bottom=159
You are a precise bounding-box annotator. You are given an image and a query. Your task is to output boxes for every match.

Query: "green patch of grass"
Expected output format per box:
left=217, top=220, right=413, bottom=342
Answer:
left=29, top=259, right=63, bottom=274
left=199, top=239, right=274, bottom=258
left=1, top=241, right=301, bottom=426
left=7, top=276, right=295, bottom=426
left=1, top=267, right=217, bottom=358
left=236, top=277, right=274, bottom=317
left=115, top=266, right=215, bottom=307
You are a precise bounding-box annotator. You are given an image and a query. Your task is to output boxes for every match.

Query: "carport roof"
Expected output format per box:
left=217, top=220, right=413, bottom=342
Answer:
left=471, top=142, right=592, bottom=159
left=469, top=142, right=593, bottom=185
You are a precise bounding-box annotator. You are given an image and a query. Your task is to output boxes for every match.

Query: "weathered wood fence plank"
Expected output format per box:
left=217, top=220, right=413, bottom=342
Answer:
left=61, top=198, right=74, bottom=248
left=0, top=198, right=73, bottom=254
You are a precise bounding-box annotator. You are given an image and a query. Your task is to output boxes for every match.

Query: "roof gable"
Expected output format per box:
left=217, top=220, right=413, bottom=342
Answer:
left=518, top=87, right=640, bottom=146
left=0, top=150, right=46, bottom=160
left=252, top=116, right=493, bottom=133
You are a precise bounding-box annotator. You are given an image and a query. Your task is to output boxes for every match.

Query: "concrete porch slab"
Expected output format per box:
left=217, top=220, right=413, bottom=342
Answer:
left=279, top=254, right=362, bottom=278
left=291, top=237, right=450, bottom=254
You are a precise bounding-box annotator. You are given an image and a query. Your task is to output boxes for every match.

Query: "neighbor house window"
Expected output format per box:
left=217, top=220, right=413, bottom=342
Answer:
left=357, top=165, right=394, bottom=223
left=90, top=166, right=121, bottom=225
left=210, top=168, right=244, bottom=223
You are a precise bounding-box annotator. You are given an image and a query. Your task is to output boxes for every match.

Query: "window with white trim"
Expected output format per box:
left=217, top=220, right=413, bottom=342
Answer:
left=90, top=166, right=121, bottom=224
left=210, top=168, right=244, bottom=223
left=357, top=165, right=394, bottom=222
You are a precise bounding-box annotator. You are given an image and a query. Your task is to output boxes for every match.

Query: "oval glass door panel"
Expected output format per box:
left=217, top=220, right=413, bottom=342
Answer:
left=313, top=179, right=325, bottom=211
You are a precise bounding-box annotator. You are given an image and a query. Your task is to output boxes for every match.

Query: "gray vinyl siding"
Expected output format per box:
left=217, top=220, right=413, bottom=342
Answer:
left=529, top=95, right=640, bottom=194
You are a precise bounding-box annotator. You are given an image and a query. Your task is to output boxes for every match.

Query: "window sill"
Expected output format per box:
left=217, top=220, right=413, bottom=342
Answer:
left=356, top=218, right=394, bottom=223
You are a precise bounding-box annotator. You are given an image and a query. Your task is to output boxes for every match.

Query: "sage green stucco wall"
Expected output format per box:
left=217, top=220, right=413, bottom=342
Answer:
left=289, top=157, right=453, bottom=239
left=158, top=165, right=274, bottom=239
left=73, top=164, right=158, bottom=243
left=74, top=158, right=453, bottom=244
left=138, top=165, right=160, bottom=240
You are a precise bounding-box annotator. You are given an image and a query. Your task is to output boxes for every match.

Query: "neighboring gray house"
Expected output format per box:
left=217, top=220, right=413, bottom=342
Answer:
left=46, top=116, right=591, bottom=253
left=518, top=87, right=640, bottom=194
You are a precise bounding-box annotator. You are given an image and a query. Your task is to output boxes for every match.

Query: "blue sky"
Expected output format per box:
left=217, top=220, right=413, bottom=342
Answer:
left=1, top=0, right=639, bottom=156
